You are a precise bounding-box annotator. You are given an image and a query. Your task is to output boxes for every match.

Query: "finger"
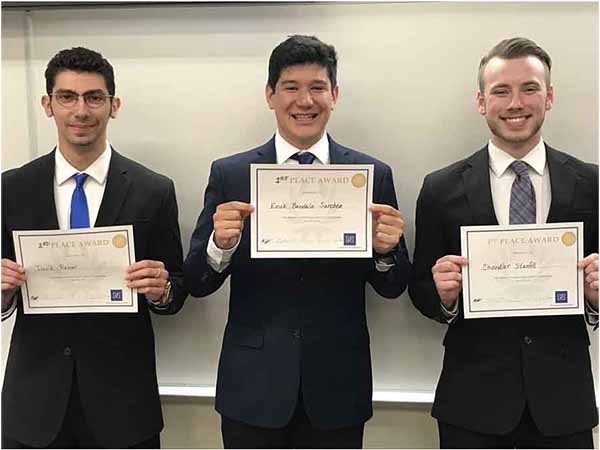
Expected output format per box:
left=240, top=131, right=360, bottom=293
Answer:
left=215, top=229, right=242, bottom=241
left=369, top=204, right=402, bottom=217
left=585, top=272, right=599, bottom=285
left=127, top=277, right=167, bottom=289
left=374, top=223, right=403, bottom=236
left=374, top=214, right=404, bottom=228
left=214, top=219, right=245, bottom=230
left=126, top=267, right=168, bottom=281
left=217, top=201, right=255, bottom=217
left=374, top=232, right=400, bottom=245
left=583, top=259, right=599, bottom=275
left=2, top=280, right=22, bottom=291
left=435, top=255, right=468, bottom=266
left=214, top=210, right=248, bottom=222
left=137, top=286, right=164, bottom=299
left=2, top=259, right=25, bottom=273
left=127, top=260, right=164, bottom=273
left=2, top=267, right=27, bottom=282
left=434, top=271, right=462, bottom=283
left=432, top=260, right=463, bottom=274
left=578, top=253, right=599, bottom=268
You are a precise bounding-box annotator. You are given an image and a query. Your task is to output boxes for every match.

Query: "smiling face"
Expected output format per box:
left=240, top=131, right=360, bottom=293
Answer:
left=477, top=56, right=553, bottom=157
left=42, top=70, right=120, bottom=156
left=266, top=63, right=339, bottom=150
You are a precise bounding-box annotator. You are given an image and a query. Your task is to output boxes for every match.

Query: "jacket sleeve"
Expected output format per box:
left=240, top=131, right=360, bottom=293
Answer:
left=366, top=164, right=411, bottom=299
left=184, top=160, right=232, bottom=298
left=408, top=174, right=461, bottom=323
left=148, top=178, right=188, bottom=315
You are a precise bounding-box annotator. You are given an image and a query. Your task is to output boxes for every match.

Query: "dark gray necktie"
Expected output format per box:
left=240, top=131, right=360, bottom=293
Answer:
left=509, top=160, right=536, bottom=224
left=291, top=152, right=316, bottom=165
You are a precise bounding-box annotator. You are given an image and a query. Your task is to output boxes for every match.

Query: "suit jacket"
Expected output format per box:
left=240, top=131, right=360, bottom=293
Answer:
left=1, top=149, right=186, bottom=447
left=184, top=136, right=411, bottom=429
left=409, top=145, right=598, bottom=436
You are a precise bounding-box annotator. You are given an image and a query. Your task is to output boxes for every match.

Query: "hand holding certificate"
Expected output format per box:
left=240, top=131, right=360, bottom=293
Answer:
left=461, top=223, right=584, bottom=319
left=13, top=226, right=137, bottom=314
left=250, top=164, right=374, bottom=258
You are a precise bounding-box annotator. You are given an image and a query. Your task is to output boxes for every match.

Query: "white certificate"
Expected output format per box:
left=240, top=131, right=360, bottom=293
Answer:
left=461, top=223, right=584, bottom=319
left=13, top=226, right=138, bottom=314
left=250, top=164, right=374, bottom=258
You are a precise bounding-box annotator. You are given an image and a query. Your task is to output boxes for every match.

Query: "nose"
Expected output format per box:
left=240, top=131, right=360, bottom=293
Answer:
left=507, top=91, right=524, bottom=110
left=73, top=96, right=90, bottom=117
left=296, top=89, right=314, bottom=107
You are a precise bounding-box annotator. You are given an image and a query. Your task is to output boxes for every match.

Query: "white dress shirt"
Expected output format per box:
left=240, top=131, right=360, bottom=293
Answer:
left=54, top=142, right=111, bottom=229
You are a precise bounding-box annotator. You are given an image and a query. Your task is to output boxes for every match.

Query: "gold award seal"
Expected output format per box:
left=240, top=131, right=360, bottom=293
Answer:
left=561, top=232, right=576, bottom=247
left=112, top=234, right=127, bottom=249
left=351, top=173, right=367, bottom=188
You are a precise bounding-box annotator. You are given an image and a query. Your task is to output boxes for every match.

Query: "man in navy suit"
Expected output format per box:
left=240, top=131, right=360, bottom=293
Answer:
left=409, top=37, right=598, bottom=448
left=185, top=35, right=411, bottom=448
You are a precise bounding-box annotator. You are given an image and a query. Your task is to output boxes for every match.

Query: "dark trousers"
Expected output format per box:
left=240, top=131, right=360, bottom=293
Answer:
left=221, top=393, right=365, bottom=448
left=438, top=405, right=594, bottom=449
left=2, top=375, right=160, bottom=449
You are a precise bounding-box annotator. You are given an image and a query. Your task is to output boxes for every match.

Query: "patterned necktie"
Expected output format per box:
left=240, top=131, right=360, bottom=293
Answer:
left=70, top=173, right=90, bottom=228
left=291, top=152, right=316, bottom=165
left=509, top=161, right=536, bottom=224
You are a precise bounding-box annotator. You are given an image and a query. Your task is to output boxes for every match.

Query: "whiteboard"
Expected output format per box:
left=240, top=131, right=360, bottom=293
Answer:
left=1, top=2, right=597, bottom=400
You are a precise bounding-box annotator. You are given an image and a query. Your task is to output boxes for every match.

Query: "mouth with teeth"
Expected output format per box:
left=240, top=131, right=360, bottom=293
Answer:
left=291, top=113, right=319, bottom=122
left=501, top=114, right=531, bottom=127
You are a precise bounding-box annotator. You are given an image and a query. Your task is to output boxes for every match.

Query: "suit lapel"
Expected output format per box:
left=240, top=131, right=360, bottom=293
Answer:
left=328, top=136, right=351, bottom=164
left=546, top=146, right=575, bottom=223
left=95, top=149, right=132, bottom=227
left=461, top=147, right=498, bottom=225
left=253, top=136, right=277, bottom=163
left=37, top=150, right=60, bottom=229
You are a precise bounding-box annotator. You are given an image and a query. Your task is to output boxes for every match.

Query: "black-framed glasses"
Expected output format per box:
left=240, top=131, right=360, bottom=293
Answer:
left=50, top=91, right=113, bottom=109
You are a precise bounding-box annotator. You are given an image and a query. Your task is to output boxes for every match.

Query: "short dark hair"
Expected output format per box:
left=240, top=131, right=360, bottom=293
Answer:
left=478, top=37, right=552, bottom=92
left=268, top=35, right=337, bottom=91
left=45, top=47, right=115, bottom=95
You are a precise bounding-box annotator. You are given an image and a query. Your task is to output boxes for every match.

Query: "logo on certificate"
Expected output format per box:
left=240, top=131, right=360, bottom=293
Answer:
left=110, top=289, right=123, bottom=301
left=351, top=174, right=367, bottom=188
left=344, top=233, right=356, bottom=246
left=561, top=232, right=576, bottom=247
left=555, top=291, right=568, bottom=304
left=112, top=234, right=127, bottom=249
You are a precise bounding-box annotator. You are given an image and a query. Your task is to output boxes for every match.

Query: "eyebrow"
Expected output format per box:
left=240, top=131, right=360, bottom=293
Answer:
left=53, top=89, right=107, bottom=95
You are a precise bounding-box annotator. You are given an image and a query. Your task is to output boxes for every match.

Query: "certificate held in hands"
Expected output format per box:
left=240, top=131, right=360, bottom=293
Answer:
left=13, top=225, right=137, bottom=314
left=461, top=222, right=584, bottom=319
left=250, top=164, right=374, bottom=258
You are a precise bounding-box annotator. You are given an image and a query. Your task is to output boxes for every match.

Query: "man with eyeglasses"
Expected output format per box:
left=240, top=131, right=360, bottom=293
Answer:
left=1, top=47, right=186, bottom=448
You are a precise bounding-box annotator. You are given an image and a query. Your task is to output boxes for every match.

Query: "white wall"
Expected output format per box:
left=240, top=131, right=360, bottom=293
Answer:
left=1, top=3, right=598, bottom=447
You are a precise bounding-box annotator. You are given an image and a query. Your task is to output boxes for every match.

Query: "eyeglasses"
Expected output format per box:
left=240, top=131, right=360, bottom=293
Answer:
left=50, top=91, right=113, bottom=109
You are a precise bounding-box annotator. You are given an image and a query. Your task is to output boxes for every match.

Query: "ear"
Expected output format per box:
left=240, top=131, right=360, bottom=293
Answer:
left=476, top=91, right=486, bottom=115
left=330, top=85, right=340, bottom=110
left=265, top=83, right=276, bottom=110
left=110, top=97, right=122, bottom=119
left=41, top=95, right=53, bottom=117
left=545, top=85, right=554, bottom=111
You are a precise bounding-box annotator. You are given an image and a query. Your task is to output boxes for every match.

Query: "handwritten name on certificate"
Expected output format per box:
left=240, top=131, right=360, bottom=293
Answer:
left=250, top=164, right=374, bottom=258
left=13, top=226, right=137, bottom=314
left=460, top=223, right=584, bottom=319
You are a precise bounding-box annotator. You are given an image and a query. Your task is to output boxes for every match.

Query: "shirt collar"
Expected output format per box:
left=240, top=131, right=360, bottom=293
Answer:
left=55, top=141, right=112, bottom=186
left=274, top=130, right=330, bottom=164
left=488, top=139, right=546, bottom=178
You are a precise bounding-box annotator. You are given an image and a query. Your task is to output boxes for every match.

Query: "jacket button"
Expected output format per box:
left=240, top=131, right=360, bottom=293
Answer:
left=523, top=336, right=533, bottom=345
left=291, top=329, right=302, bottom=339
left=63, top=347, right=72, bottom=356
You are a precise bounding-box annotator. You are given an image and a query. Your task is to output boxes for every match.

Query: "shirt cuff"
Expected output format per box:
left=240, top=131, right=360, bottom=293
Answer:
left=374, top=254, right=395, bottom=273
left=584, top=299, right=599, bottom=328
left=1, top=293, right=17, bottom=320
left=440, top=299, right=459, bottom=324
left=207, top=231, right=240, bottom=273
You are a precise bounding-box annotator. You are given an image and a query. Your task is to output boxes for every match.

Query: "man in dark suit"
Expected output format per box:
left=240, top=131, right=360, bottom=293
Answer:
left=184, top=35, right=411, bottom=448
left=1, top=47, right=186, bottom=448
left=409, top=37, right=598, bottom=448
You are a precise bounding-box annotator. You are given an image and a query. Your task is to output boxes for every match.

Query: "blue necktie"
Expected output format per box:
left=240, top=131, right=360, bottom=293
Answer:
left=509, top=161, right=536, bottom=224
left=291, top=152, right=316, bottom=165
left=70, top=173, right=90, bottom=228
